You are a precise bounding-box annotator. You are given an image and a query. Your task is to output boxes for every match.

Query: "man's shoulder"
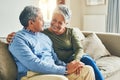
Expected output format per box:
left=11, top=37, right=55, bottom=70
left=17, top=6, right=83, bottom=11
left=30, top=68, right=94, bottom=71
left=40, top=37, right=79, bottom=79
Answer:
left=15, top=30, right=24, bottom=37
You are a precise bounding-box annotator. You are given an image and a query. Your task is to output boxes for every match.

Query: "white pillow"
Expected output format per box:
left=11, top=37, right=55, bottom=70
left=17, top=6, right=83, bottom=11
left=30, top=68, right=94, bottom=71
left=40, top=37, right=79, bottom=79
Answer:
left=81, top=33, right=111, bottom=60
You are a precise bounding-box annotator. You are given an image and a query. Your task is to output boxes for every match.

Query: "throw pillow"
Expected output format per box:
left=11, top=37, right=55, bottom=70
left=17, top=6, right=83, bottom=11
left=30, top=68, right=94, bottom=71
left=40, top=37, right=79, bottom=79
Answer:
left=81, top=33, right=111, bottom=60
left=0, top=40, right=17, bottom=80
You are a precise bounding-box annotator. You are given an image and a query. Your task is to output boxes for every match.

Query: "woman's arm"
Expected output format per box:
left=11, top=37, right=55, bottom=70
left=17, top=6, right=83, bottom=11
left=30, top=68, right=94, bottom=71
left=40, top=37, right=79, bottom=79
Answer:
left=71, top=28, right=85, bottom=61
left=6, top=32, right=16, bottom=44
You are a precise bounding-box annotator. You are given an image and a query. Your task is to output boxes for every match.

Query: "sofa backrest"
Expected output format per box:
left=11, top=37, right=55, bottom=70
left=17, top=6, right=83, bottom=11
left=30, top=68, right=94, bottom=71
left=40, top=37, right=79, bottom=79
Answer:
left=82, top=31, right=120, bottom=57
left=0, top=40, right=17, bottom=80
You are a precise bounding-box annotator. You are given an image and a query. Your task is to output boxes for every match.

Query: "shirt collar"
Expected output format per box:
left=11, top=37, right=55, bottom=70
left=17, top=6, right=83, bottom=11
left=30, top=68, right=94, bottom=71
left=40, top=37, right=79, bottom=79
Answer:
left=23, top=28, right=38, bottom=35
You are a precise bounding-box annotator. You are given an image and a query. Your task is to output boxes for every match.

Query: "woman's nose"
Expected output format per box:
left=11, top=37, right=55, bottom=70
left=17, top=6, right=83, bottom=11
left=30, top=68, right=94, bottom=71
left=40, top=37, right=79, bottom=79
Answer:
left=54, top=22, right=59, bottom=26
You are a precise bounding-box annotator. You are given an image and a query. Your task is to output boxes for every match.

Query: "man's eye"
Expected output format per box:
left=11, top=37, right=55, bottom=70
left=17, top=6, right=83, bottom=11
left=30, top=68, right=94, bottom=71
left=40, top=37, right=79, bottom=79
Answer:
left=39, top=18, right=43, bottom=21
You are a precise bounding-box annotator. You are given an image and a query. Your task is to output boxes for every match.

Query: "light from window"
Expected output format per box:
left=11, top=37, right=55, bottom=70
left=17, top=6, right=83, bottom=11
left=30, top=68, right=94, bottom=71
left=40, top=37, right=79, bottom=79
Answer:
left=39, top=0, right=56, bottom=22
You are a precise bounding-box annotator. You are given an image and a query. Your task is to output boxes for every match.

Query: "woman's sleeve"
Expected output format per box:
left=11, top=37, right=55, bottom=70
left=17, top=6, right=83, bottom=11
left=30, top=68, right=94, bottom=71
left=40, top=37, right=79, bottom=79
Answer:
left=51, top=47, right=66, bottom=66
left=71, top=28, right=85, bottom=61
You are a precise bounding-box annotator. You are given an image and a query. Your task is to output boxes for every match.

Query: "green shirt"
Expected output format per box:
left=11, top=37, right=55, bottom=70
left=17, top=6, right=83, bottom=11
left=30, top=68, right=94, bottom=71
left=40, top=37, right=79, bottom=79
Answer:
left=43, top=28, right=84, bottom=63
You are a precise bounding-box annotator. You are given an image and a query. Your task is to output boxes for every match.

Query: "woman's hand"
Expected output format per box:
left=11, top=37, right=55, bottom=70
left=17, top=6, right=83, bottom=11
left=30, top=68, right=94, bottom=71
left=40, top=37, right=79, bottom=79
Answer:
left=66, top=60, right=84, bottom=75
left=6, top=32, right=16, bottom=44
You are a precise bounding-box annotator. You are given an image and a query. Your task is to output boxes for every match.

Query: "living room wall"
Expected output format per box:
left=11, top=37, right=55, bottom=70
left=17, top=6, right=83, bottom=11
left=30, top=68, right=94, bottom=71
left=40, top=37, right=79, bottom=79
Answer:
left=69, top=0, right=82, bottom=28
left=69, top=0, right=108, bottom=32
left=0, top=0, right=38, bottom=37
left=0, top=0, right=108, bottom=37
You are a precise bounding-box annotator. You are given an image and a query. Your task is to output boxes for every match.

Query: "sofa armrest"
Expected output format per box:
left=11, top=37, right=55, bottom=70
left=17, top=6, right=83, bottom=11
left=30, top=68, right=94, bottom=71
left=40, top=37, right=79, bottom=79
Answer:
left=0, top=40, right=17, bottom=80
left=82, top=31, right=120, bottom=57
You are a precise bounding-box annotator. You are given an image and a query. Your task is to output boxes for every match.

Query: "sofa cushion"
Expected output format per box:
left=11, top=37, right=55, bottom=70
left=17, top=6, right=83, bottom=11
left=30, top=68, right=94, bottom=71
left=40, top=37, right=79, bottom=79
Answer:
left=81, top=33, right=111, bottom=60
left=0, top=40, right=17, bottom=80
left=96, top=56, right=120, bottom=78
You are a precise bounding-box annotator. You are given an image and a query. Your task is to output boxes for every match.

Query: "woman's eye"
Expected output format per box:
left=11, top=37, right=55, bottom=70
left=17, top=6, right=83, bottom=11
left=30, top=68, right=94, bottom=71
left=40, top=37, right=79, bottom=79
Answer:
left=52, top=19, right=57, bottom=22
left=58, top=22, right=62, bottom=25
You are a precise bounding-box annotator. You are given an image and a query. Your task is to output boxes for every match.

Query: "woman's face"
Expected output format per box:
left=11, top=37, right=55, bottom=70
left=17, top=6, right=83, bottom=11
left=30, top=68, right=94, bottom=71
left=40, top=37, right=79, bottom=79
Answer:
left=50, top=13, right=67, bottom=35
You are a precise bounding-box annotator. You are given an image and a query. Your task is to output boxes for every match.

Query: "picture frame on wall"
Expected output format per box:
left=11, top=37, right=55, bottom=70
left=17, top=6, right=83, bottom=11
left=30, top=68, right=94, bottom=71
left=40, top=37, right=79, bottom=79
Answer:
left=86, top=0, right=105, bottom=6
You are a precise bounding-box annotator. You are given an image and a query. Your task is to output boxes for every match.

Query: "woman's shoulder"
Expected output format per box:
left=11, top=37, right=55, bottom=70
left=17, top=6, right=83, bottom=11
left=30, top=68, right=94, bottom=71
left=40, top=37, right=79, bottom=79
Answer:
left=66, top=27, right=78, bottom=33
left=66, top=27, right=73, bottom=32
left=42, top=28, right=50, bottom=34
left=67, top=27, right=80, bottom=31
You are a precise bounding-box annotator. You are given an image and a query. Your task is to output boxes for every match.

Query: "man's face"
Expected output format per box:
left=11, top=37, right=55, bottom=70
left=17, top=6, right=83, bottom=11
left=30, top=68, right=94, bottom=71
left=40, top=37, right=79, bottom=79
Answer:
left=28, top=11, right=44, bottom=32
left=50, top=13, right=67, bottom=35
left=33, top=11, right=44, bottom=32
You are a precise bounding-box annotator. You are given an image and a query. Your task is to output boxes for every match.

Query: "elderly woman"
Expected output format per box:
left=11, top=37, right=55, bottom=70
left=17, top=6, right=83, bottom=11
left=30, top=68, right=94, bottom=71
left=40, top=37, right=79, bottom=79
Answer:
left=43, top=5, right=104, bottom=80
left=8, top=5, right=95, bottom=80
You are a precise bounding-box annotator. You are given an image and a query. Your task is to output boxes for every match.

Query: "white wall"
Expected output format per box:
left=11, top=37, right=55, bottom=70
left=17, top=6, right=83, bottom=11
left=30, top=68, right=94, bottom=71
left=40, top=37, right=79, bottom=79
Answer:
left=0, top=0, right=39, bottom=37
left=83, top=14, right=106, bottom=32
left=0, top=0, right=108, bottom=37
left=69, top=0, right=108, bottom=32
left=69, top=0, right=82, bottom=28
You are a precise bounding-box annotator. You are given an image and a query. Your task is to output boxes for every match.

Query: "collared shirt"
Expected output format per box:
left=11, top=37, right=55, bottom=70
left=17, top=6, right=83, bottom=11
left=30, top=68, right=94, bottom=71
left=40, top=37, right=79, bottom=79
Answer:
left=9, top=28, right=66, bottom=80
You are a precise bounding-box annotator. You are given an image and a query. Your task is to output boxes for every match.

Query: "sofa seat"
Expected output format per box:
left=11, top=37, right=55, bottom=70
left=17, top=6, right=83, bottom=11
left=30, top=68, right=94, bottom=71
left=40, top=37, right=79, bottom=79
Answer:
left=82, top=30, right=120, bottom=80
left=96, top=56, right=120, bottom=79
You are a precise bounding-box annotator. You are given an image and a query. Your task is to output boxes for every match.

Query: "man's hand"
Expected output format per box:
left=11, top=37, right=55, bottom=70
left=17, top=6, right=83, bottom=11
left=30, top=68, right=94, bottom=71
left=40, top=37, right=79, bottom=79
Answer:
left=66, top=60, right=84, bottom=75
left=6, top=32, right=16, bottom=44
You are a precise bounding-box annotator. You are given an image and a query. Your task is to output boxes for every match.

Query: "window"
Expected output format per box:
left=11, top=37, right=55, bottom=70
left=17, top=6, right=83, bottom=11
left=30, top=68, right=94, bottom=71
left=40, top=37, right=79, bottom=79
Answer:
left=39, top=0, right=56, bottom=22
left=39, top=0, right=67, bottom=28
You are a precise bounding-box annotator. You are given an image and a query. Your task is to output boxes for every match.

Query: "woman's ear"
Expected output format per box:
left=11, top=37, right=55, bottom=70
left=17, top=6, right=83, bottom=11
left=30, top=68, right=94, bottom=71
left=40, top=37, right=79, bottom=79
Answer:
left=65, top=22, right=68, bottom=25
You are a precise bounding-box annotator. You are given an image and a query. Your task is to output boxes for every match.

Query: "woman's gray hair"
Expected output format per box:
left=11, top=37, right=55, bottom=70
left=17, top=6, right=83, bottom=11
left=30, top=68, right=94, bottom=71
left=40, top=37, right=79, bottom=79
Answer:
left=19, top=5, right=41, bottom=28
left=53, top=5, right=71, bottom=22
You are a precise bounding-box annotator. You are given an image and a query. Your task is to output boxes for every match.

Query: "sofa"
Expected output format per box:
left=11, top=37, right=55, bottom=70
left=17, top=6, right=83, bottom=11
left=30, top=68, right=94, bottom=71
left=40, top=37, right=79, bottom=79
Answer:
left=0, top=29, right=120, bottom=80
left=81, top=31, right=120, bottom=80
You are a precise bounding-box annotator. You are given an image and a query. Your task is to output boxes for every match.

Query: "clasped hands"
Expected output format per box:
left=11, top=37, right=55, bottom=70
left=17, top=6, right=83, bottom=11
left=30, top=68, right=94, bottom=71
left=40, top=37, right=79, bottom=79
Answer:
left=66, top=60, right=84, bottom=75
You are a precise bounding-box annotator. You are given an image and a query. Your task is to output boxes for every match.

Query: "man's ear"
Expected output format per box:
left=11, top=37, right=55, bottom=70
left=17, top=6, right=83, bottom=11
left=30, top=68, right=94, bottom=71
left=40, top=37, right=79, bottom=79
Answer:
left=28, top=20, right=34, bottom=25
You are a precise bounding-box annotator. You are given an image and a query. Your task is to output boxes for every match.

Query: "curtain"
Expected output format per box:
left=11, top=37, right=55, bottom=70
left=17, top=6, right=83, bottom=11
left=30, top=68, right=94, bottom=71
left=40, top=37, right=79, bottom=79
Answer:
left=106, top=0, right=119, bottom=33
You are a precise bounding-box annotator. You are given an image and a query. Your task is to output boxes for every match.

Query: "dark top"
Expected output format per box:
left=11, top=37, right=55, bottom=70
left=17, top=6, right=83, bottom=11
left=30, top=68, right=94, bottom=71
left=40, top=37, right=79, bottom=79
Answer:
left=43, top=28, right=84, bottom=63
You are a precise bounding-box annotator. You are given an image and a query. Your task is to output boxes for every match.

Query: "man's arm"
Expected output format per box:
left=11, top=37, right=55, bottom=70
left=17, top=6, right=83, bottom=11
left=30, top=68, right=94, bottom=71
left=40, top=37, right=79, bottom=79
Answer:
left=9, top=34, right=66, bottom=75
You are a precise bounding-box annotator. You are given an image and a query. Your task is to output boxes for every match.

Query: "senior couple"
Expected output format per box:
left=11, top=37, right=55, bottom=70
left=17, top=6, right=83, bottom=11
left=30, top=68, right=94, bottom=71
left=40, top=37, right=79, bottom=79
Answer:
left=7, top=5, right=104, bottom=80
